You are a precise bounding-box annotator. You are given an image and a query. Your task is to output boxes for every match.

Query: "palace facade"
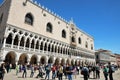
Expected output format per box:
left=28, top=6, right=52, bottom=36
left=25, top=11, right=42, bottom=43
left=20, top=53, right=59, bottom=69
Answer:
left=0, top=0, right=95, bottom=66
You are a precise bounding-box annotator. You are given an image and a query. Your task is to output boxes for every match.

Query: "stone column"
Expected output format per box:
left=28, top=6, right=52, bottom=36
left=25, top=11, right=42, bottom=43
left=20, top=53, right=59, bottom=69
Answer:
left=11, top=38, right=14, bottom=48
left=29, top=42, right=31, bottom=51
left=18, top=39, right=21, bottom=50
left=34, top=43, right=36, bottom=51
left=24, top=40, right=26, bottom=50
left=42, top=42, right=45, bottom=53
left=39, top=41, right=41, bottom=52
left=3, top=37, right=6, bottom=48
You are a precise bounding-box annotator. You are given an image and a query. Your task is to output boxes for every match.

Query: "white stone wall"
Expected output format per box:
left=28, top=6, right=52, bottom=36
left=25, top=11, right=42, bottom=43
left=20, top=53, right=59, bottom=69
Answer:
left=0, top=0, right=11, bottom=38
left=5, top=0, right=94, bottom=51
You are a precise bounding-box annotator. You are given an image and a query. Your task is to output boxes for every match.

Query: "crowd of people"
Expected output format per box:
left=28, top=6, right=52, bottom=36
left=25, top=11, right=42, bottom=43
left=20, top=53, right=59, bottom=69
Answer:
left=0, top=62, right=119, bottom=80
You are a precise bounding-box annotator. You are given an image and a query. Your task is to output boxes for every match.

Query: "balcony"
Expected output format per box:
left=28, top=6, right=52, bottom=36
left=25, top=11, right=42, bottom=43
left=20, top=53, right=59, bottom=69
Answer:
left=4, top=44, right=70, bottom=58
left=70, top=42, right=77, bottom=47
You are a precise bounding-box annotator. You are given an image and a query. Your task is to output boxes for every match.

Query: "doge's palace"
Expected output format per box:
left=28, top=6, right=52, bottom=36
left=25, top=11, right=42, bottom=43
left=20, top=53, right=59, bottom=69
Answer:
left=0, top=0, right=95, bottom=66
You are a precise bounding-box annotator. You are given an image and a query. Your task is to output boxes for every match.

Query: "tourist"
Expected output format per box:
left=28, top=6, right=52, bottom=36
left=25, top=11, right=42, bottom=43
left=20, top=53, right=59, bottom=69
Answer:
left=0, top=63, right=6, bottom=80
left=81, top=65, right=89, bottom=80
left=52, top=64, right=56, bottom=80
left=58, top=65, right=63, bottom=80
left=66, top=64, right=73, bottom=80
left=45, top=64, right=51, bottom=80
left=22, top=64, right=27, bottom=78
left=15, top=64, right=19, bottom=75
left=72, top=65, right=77, bottom=79
left=96, top=64, right=100, bottom=79
left=108, top=62, right=114, bottom=80
left=103, top=65, right=108, bottom=80
left=30, top=64, right=34, bottom=78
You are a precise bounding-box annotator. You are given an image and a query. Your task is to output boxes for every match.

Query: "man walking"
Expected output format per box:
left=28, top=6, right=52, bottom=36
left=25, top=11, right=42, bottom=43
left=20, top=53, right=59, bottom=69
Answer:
left=108, top=62, right=114, bottom=80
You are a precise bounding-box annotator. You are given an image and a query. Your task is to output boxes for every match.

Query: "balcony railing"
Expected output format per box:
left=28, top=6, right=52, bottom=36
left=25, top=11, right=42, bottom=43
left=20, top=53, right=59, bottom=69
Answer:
left=4, top=44, right=70, bottom=58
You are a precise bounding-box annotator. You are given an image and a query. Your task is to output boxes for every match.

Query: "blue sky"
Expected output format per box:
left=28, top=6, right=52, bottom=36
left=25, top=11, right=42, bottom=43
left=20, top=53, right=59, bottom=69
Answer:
left=0, top=0, right=120, bottom=54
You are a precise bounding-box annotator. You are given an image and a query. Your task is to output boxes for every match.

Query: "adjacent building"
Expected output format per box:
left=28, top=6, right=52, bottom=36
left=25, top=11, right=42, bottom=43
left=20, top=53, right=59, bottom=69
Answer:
left=0, top=0, right=95, bottom=66
left=95, top=49, right=116, bottom=66
left=115, top=54, right=120, bottom=67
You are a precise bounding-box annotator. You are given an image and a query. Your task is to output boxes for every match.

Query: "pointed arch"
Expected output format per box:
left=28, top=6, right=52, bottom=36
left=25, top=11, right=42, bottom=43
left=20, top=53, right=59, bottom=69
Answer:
left=31, top=39, right=35, bottom=48
left=20, top=36, right=25, bottom=47
left=26, top=38, right=30, bottom=48
left=85, top=41, right=88, bottom=48
left=36, top=40, right=39, bottom=49
left=6, top=33, right=13, bottom=44
left=40, top=56, right=46, bottom=64
left=46, top=22, right=53, bottom=33
left=19, top=53, right=28, bottom=65
left=62, top=29, right=66, bottom=38
left=71, top=36, right=75, bottom=42
left=78, top=37, right=81, bottom=44
left=14, top=35, right=19, bottom=45
left=91, top=44, right=93, bottom=50
left=44, top=42, right=47, bottom=51
left=40, top=42, right=43, bottom=50
left=30, top=55, right=38, bottom=65
left=48, top=44, right=50, bottom=51
left=25, top=13, right=34, bottom=25
left=5, top=51, right=16, bottom=64
left=48, top=56, right=54, bottom=64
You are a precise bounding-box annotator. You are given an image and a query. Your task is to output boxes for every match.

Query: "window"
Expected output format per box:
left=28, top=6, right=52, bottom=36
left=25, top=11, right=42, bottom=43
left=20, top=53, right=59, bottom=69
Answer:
left=25, top=13, right=33, bottom=25
left=71, top=36, right=75, bottom=42
left=78, top=37, right=81, bottom=44
left=46, top=23, right=52, bottom=33
left=0, top=13, right=3, bottom=24
left=91, top=44, right=93, bottom=50
left=62, top=30, right=66, bottom=38
left=85, top=41, right=88, bottom=48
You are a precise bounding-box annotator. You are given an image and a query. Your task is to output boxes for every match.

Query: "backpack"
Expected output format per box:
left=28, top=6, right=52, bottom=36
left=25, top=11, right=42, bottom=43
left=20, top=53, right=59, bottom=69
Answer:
left=81, top=67, right=89, bottom=75
left=45, top=65, right=51, bottom=71
left=111, top=66, right=115, bottom=73
left=58, top=67, right=63, bottom=73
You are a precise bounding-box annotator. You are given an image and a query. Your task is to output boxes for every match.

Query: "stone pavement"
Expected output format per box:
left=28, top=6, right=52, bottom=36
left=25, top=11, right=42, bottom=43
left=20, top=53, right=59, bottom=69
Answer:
left=3, top=69, right=120, bottom=80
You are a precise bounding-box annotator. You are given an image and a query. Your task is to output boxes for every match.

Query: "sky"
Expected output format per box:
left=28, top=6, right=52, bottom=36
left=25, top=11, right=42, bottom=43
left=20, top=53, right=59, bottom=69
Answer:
left=0, top=0, right=120, bottom=54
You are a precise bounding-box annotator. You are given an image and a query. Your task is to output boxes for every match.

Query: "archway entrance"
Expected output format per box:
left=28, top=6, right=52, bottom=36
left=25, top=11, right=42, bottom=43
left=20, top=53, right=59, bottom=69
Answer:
left=66, top=59, right=70, bottom=65
left=4, top=51, right=16, bottom=64
left=40, top=56, right=46, bottom=64
left=54, top=58, right=60, bottom=65
left=75, top=60, right=78, bottom=66
left=48, top=56, right=54, bottom=64
left=61, top=58, right=65, bottom=65
left=71, top=59, right=75, bottom=65
left=30, top=55, right=37, bottom=65
left=19, top=53, right=28, bottom=65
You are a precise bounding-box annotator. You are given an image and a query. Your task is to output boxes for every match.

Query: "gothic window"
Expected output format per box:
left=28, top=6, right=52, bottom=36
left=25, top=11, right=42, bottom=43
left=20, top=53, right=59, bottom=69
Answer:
left=71, top=36, right=75, bottom=42
left=31, top=39, right=35, bottom=48
left=78, top=37, right=81, bottom=44
left=20, top=37, right=24, bottom=47
left=26, top=38, right=30, bottom=48
left=62, top=30, right=66, bottom=38
left=25, top=13, right=33, bottom=25
left=0, top=13, right=3, bottom=24
left=51, top=45, right=54, bottom=52
left=40, top=42, right=43, bottom=50
left=91, top=44, right=93, bottom=50
left=36, top=40, right=39, bottom=49
left=6, top=33, right=12, bottom=44
left=55, top=46, right=57, bottom=52
left=48, top=44, right=50, bottom=51
left=14, top=35, right=19, bottom=45
left=46, top=23, right=52, bottom=33
left=85, top=41, right=88, bottom=48
left=44, top=43, right=47, bottom=51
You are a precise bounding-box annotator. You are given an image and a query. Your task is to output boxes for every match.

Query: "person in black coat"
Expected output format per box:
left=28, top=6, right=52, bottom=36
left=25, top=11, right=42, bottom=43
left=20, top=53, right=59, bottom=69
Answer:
left=0, top=63, right=6, bottom=80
